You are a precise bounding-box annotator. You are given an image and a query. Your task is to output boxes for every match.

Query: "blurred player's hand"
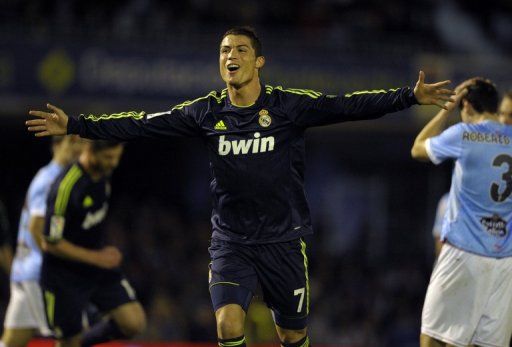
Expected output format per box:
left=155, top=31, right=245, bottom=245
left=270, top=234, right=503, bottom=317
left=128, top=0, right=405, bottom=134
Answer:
left=27, top=103, right=68, bottom=136
left=95, top=246, right=123, bottom=269
left=413, top=71, right=456, bottom=110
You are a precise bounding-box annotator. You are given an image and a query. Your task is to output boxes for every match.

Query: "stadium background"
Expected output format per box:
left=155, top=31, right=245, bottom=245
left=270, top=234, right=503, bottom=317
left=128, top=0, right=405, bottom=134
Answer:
left=0, top=1, right=511, bottom=346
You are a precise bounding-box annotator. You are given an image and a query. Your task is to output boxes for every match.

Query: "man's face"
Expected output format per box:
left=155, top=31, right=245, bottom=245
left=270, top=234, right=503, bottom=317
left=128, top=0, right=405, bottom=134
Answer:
left=499, top=96, right=512, bottom=125
left=57, top=135, right=85, bottom=164
left=219, top=34, right=263, bottom=88
left=89, top=145, right=124, bottom=177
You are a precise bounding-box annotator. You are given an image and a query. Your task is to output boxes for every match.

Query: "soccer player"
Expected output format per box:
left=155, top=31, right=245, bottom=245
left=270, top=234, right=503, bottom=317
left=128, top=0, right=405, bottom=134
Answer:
left=1, top=136, right=82, bottom=347
left=411, top=79, right=512, bottom=347
left=0, top=200, right=12, bottom=275
left=499, top=91, right=512, bottom=125
left=39, top=140, right=146, bottom=347
left=431, top=193, right=449, bottom=257
left=27, top=27, right=454, bottom=347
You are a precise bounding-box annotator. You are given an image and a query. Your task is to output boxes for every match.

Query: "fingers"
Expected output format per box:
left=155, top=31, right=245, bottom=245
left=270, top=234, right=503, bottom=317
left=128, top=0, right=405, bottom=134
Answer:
left=46, top=103, right=62, bottom=114
left=35, top=131, right=51, bottom=137
left=439, top=96, right=456, bottom=103
left=418, top=70, right=425, bottom=85
left=430, top=80, right=452, bottom=88
left=27, top=125, right=47, bottom=132
left=438, top=88, right=454, bottom=95
left=26, top=119, right=46, bottom=126
left=28, top=110, right=53, bottom=119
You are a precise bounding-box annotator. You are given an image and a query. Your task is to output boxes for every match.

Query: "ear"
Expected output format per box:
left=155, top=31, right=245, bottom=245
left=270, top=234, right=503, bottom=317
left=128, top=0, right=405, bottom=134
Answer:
left=255, top=56, right=265, bottom=69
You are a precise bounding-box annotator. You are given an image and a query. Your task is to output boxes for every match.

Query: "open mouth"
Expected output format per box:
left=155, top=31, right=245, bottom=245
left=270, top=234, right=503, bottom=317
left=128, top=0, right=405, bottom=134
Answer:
left=227, top=64, right=240, bottom=72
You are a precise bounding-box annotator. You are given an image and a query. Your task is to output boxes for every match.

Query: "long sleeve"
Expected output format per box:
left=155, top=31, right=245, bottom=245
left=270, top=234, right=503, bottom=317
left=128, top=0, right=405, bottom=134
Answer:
left=288, top=87, right=418, bottom=128
left=68, top=107, right=202, bottom=141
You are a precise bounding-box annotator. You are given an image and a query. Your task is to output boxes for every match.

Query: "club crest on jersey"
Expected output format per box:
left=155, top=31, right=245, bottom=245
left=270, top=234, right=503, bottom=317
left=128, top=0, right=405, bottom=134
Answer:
left=480, top=214, right=507, bottom=237
left=258, top=109, right=271, bottom=128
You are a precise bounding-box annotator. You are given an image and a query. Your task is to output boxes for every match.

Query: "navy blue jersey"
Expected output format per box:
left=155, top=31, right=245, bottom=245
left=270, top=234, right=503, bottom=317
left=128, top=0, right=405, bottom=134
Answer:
left=68, top=85, right=418, bottom=244
left=43, top=163, right=111, bottom=275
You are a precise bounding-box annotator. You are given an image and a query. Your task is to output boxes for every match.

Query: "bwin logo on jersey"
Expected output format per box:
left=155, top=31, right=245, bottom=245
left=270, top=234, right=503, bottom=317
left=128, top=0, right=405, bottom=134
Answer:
left=218, top=132, right=275, bottom=156
left=82, top=203, right=109, bottom=230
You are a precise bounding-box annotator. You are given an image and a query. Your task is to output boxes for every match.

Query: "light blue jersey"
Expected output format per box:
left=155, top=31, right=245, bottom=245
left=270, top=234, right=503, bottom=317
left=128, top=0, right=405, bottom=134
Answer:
left=11, top=161, right=63, bottom=282
left=432, top=193, right=449, bottom=238
left=426, top=120, right=512, bottom=257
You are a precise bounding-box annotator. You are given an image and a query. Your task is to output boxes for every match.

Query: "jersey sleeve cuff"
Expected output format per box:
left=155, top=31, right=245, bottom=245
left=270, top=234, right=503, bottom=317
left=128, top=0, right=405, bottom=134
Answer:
left=67, top=116, right=80, bottom=134
left=425, top=139, right=442, bottom=165
left=404, top=87, right=419, bottom=106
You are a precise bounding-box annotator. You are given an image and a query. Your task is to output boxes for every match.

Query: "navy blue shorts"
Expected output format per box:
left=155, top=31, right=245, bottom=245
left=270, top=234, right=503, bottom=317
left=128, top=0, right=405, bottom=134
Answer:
left=208, top=238, right=310, bottom=330
left=41, top=269, right=137, bottom=339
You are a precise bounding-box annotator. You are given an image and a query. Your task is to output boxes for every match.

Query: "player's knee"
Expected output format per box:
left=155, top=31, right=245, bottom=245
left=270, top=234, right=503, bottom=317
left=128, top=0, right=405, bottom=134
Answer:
left=117, top=307, right=146, bottom=337
left=216, top=306, right=245, bottom=338
left=276, top=327, right=307, bottom=344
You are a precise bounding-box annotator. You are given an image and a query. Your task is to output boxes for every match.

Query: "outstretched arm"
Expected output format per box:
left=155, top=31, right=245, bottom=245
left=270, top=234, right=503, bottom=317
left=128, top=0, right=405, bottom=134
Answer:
left=27, top=100, right=202, bottom=140
left=292, top=71, right=455, bottom=128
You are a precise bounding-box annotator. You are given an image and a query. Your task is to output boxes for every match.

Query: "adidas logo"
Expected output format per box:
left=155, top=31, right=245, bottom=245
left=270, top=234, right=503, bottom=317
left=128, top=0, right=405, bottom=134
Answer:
left=214, top=120, right=227, bottom=130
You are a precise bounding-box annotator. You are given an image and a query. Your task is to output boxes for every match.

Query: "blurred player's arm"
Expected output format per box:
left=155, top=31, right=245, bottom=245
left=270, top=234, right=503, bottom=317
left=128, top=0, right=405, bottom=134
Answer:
left=0, top=244, right=13, bottom=274
left=27, top=99, right=203, bottom=140
left=292, top=71, right=454, bottom=128
left=0, top=200, right=12, bottom=274
left=28, top=216, right=45, bottom=250
left=44, top=236, right=122, bottom=270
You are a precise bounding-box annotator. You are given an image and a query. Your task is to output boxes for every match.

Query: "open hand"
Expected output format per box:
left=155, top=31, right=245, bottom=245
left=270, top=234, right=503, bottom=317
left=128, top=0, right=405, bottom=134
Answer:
left=413, top=71, right=456, bottom=110
left=27, top=103, right=69, bottom=137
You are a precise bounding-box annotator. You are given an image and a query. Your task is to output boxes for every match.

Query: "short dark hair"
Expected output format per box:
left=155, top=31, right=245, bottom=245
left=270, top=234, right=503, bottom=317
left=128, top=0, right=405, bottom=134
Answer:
left=89, top=140, right=123, bottom=153
left=222, top=26, right=262, bottom=57
left=463, top=79, right=499, bottom=114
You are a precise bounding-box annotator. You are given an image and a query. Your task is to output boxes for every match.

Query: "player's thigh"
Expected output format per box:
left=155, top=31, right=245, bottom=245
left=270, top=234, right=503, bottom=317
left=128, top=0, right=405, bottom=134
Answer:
left=256, top=238, right=309, bottom=331
left=41, top=279, right=89, bottom=340
left=471, top=256, right=512, bottom=347
left=1, top=328, right=37, bottom=347
left=208, top=239, right=257, bottom=313
left=422, top=244, right=495, bottom=346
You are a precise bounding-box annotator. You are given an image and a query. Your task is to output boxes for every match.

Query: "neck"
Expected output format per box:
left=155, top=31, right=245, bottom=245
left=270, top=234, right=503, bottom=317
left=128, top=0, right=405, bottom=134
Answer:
left=472, top=112, right=499, bottom=124
left=227, top=78, right=261, bottom=107
left=79, top=154, right=103, bottom=181
left=53, top=151, right=70, bottom=166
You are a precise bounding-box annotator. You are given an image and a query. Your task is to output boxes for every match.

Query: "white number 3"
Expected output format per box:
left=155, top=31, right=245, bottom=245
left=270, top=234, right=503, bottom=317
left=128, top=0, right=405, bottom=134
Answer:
left=294, top=287, right=305, bottom=313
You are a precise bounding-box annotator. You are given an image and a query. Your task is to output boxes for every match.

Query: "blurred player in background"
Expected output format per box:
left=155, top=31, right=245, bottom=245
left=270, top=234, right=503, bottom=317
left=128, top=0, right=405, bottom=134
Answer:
left=412, top=79, right=512, bottom=347
left=499, top=91, right=512, bottom=125
left=0, top=200, right=12, bottom=275
left=39, top=140, right=145, bottom=347
left=1, top=136, right=82, bottom=347
left=27, top=27, right=454, bottom=347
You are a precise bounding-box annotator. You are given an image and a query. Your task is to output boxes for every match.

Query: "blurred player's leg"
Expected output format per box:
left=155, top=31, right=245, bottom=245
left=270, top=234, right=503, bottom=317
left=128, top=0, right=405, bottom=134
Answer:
left=1, top=329, right=36, bottom=347
left=55, top=334, right=81, bottom=347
